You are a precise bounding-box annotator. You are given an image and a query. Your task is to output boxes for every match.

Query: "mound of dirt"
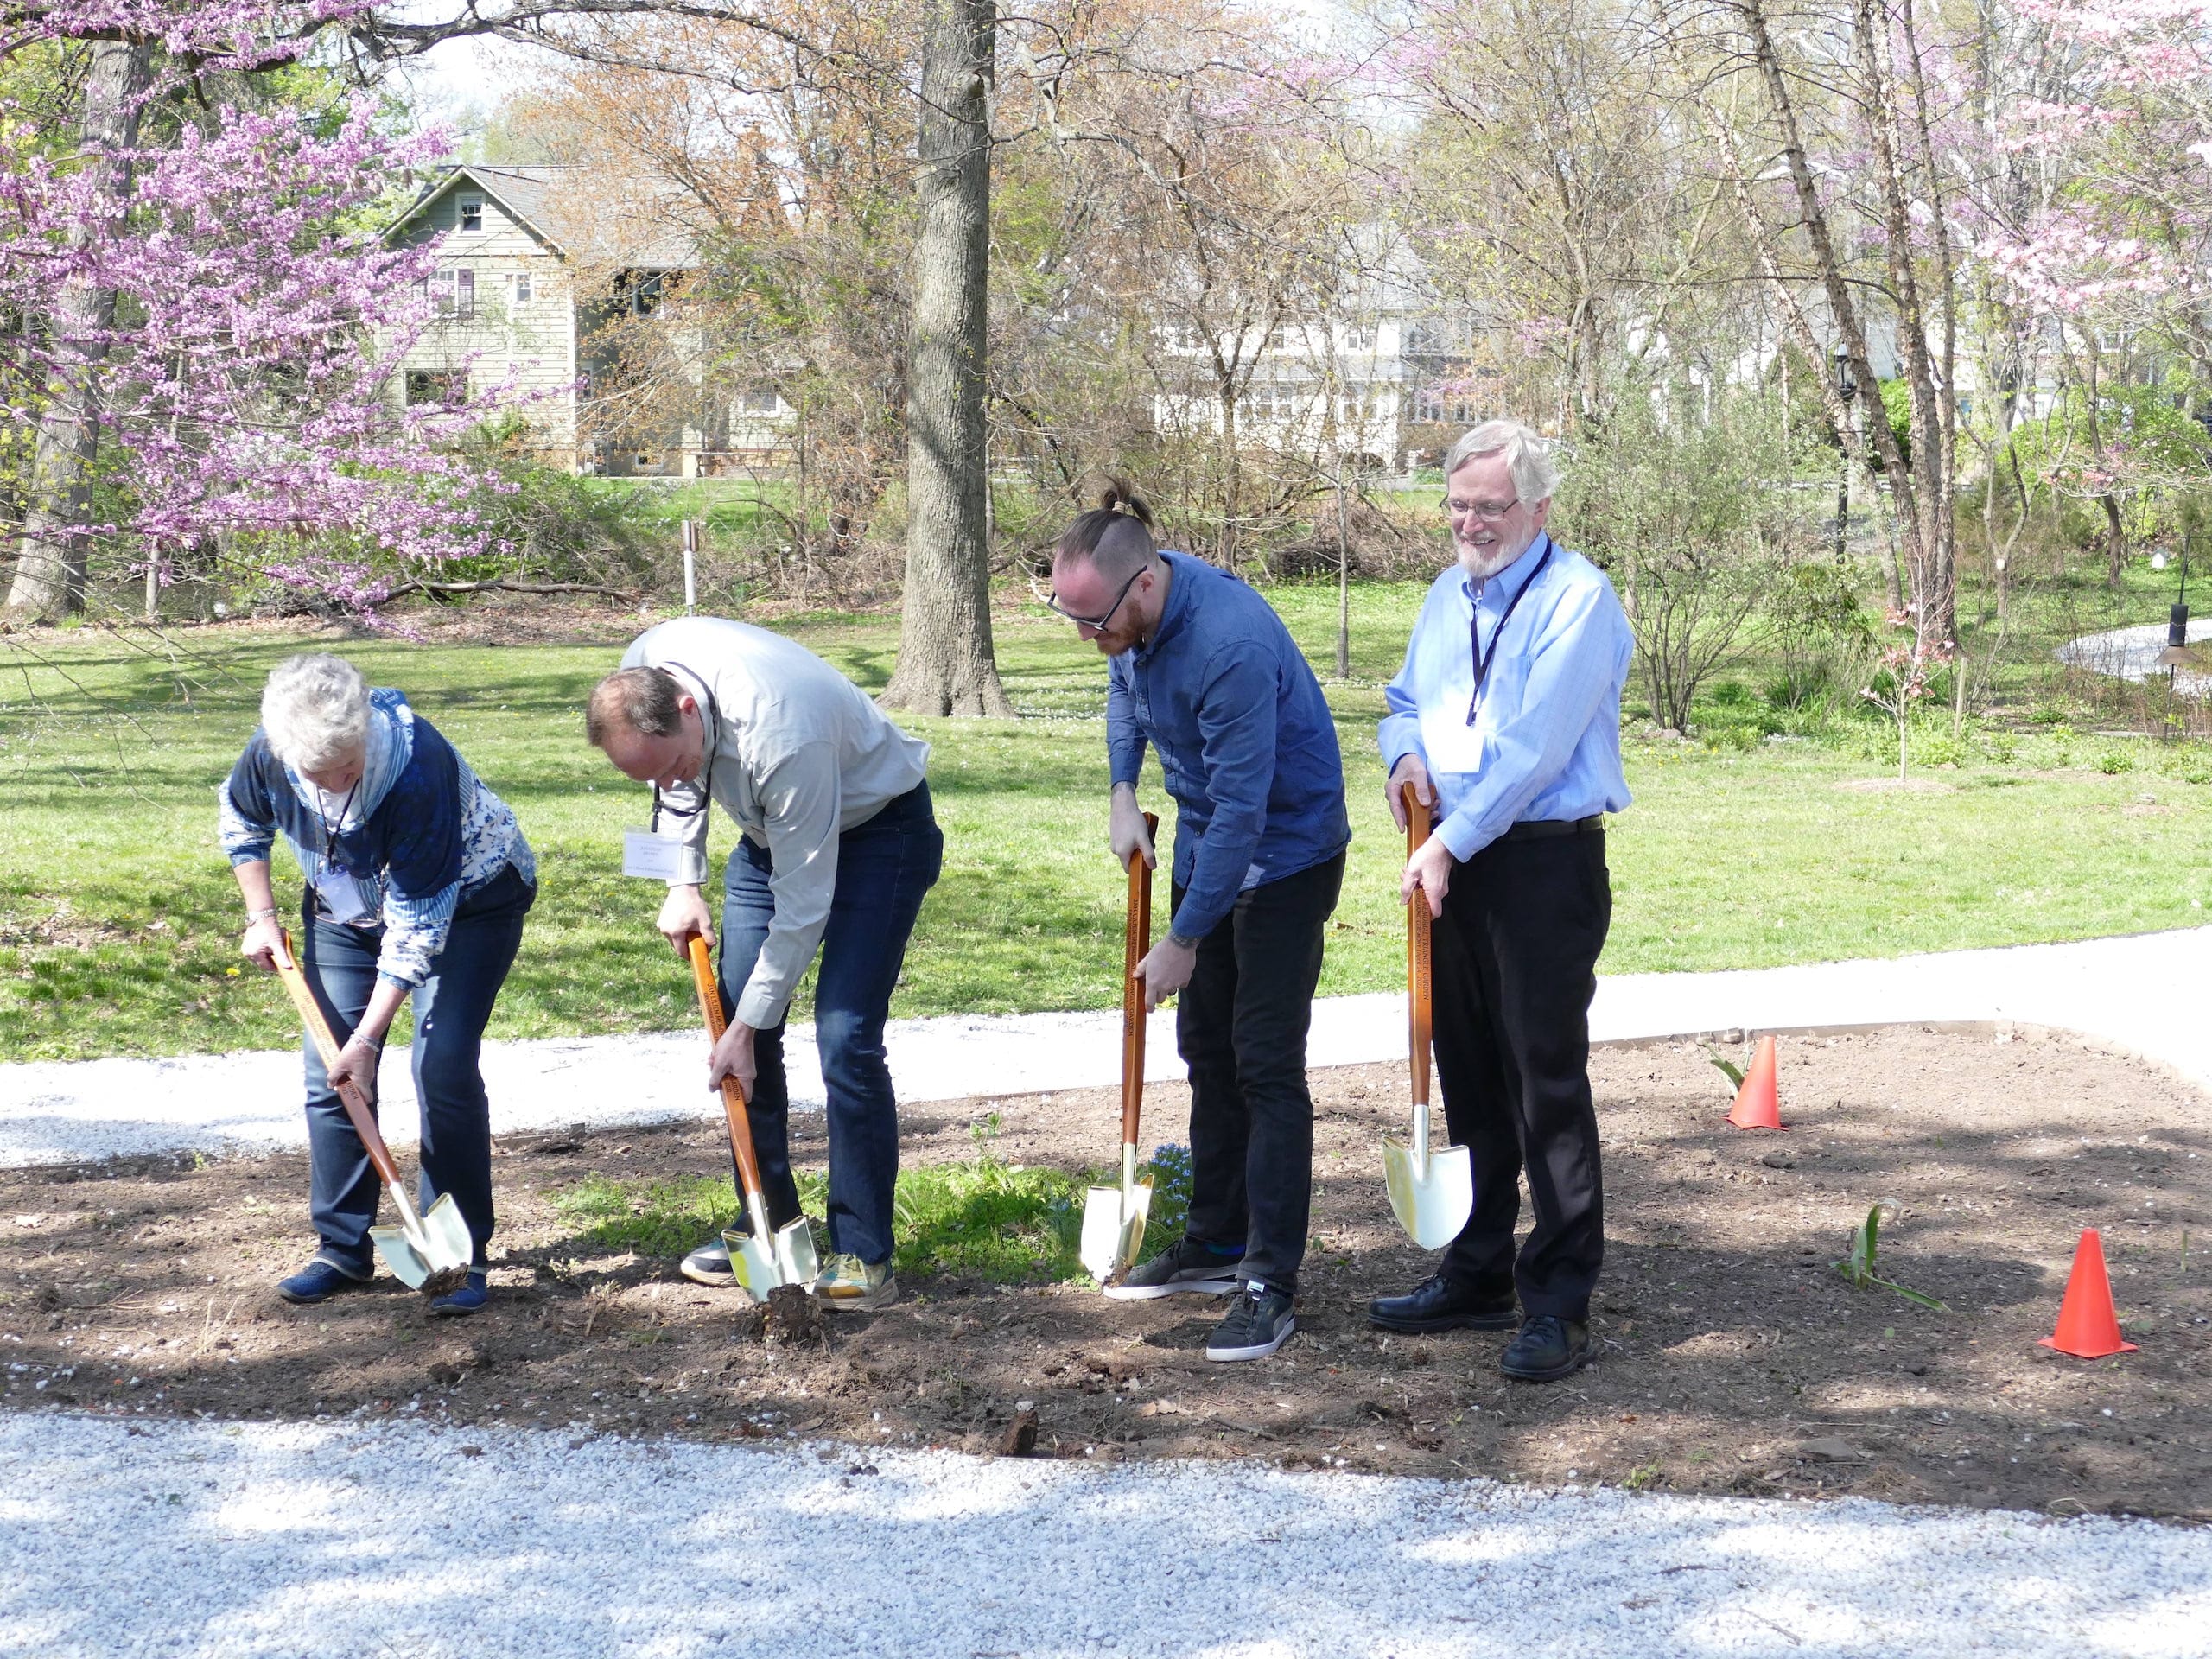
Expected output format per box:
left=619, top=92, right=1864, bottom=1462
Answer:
left=3, top=1027, right=2205, bottom=1520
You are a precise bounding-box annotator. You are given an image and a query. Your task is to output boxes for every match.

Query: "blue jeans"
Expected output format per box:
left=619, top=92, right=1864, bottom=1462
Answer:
left=718, top=783, right=943, bottom=1266
left=297, top=863, right=535, bottom=1274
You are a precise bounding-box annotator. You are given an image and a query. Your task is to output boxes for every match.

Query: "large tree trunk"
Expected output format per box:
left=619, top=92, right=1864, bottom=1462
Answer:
left=880, top=0, right=1013, bottom=716
left=6, top=40, right=150, bottom=620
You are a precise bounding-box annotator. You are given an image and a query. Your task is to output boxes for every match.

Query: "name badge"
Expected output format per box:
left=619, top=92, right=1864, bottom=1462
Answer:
left=315, top=867, right=377, bottom=925
left=622, top=830, right=685, bottom=880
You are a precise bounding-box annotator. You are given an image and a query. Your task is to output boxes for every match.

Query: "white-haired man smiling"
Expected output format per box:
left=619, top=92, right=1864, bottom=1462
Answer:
left=1366, top=419, right=1633, bottom=1382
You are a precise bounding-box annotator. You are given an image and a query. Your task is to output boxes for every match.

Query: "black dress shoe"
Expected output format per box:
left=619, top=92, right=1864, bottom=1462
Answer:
left=1368, top=1272, right=1518, bottom=1333
left=1500, top=1314, right=1592, bottom=1381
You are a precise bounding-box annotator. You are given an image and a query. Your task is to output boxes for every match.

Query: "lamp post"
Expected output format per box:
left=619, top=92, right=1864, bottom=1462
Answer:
left=1833, top=342, right=1856, bottom=563
left=2158, top=529, right=2194, bottom=736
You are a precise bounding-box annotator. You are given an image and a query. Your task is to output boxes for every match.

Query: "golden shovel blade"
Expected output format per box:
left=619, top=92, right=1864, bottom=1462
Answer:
left=370, top=1192, right=473, bottom=1290
left=722, top=1216, right=820, bottom=1297
left=1382, top=1134, right=1473, bottom=1251
left=1079, top=1178, right=1154, bottom=1283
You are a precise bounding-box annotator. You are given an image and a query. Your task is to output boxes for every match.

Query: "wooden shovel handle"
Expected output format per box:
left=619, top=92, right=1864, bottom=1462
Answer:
left=1404, top=786, right=1433, bottom=1110
left=1121, top=813, right=1158, bottom=1145
left=687, top=936, right=770, bottom=1205
left=272, top=930, right=404, bottom=1192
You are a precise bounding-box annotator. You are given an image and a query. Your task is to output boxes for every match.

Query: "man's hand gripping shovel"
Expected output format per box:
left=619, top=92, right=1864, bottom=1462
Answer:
left=1382, top=787, right=1474, bottom=1248
left=686, top=937, right=819, bottom=1297
left=270, top=931, right=473, bottom=1295
left=1080, top=814, right=1157, bottom=1285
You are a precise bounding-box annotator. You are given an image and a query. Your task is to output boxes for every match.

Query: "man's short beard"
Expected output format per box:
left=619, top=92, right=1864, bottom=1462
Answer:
left=1457, top=539, right=1522, bottom=582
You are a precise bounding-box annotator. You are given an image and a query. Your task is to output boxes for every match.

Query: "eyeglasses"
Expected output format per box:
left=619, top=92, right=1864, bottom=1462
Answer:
left=1032, top=566, right=1147, bottom=632
left=1440, top=495, right=1521, bottom=521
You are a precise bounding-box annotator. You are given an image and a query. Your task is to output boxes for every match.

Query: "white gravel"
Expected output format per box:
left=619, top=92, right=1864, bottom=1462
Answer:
left=3, top=1413, right=2207, bottom=1658
left=7, top=926, right=2212, bottom=1168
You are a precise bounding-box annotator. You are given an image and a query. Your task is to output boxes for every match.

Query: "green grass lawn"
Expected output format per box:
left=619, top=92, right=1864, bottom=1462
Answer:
left=3, top=579, right=2209, bottom=1063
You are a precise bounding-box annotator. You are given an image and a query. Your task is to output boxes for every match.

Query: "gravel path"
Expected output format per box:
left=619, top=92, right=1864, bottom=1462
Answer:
left=4, top=1413, right=2208, bottom=1658
left=6, top=925, right=2211, bottom=1167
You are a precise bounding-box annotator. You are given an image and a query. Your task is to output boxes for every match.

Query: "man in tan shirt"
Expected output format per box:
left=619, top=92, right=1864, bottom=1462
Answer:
left=588, top=617, right=942, bottom=1310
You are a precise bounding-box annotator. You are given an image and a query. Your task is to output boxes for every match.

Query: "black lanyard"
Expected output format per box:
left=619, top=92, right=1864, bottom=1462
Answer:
left=313, top=779, right=359, bottom=880
left=1466, top=540, right=1554, bottom=726
left=647, top=662, right=721, bottom=830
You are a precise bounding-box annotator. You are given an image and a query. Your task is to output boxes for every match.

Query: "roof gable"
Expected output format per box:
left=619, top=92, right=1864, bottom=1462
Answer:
left=385, top=165, right=574, bottom=256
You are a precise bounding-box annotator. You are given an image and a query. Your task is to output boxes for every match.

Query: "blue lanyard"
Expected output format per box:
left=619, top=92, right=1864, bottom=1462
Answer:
left=1466, top=541, right=1554, bottom=726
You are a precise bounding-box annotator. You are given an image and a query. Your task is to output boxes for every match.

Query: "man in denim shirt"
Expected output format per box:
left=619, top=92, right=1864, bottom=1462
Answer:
left=1368, top=420, right=1632, bottom=1382
left=1046, top=481, right=1349, bottom=1363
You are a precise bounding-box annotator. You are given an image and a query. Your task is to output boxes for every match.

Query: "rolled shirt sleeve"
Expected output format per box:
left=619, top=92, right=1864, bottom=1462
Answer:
left=217, top=759, right=277, bottom=867
left=1168, top=645, right=1277, bottom=941
left=734, top=743, right=844, bottom=1030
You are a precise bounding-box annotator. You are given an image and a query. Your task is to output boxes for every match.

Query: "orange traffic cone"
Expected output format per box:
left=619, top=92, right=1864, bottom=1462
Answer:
left=2038, top=1228, right=2138, bottom=1359
left=1726, top=1035, right=1783, bottom=1129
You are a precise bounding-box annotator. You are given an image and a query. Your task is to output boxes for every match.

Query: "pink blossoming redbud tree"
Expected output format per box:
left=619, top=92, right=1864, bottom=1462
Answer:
left=2, top=1, right=530, bottom=623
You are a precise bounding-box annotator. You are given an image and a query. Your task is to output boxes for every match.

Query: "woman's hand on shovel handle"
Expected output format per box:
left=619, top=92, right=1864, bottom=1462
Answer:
left=1402, top=836, right=1453, bottom=918
left=239, top=913, right=288, bottom=973
left=708, top=1019, right=758, bottom=1098
left=327, top=1035, right=381, bottom=1105
left=1387, top=754, right=1433, bottom=833
left=658, top=885, right=716, bottom=957
left=1134, top=934, right=1197, bottom=1012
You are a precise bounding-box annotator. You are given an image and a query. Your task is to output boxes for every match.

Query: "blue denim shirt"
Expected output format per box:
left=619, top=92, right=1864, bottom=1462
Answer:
left=1377, top=534, right=1632, bottom=860
left=1107, top=551, right=1350, bottom=940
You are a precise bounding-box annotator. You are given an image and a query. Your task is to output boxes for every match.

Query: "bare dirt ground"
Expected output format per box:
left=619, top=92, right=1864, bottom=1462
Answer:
left=3, top=1027, right=2206, bottom=1520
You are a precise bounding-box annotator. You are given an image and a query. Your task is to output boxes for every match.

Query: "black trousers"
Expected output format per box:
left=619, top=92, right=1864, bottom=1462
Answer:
left=1431, top=830, right=1611, bottom=1322
left=1173, top=851, right=1345, bottom=1292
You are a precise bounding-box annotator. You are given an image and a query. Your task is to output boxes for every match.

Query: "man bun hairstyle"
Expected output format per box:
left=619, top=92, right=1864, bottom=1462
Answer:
left=1444, top=418, right=1561, bottom=505
left=261, top=652, right=372, bottom=773
left=587, top=665, right=687, bottom=748
left=1055, top=475, right=1159, bottom=586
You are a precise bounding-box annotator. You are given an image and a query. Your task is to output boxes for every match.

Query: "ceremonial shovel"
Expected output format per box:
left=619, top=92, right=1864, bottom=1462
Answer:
left=1080, top=814, right=1157, bottom=1285
left=1382, top=786, right=1474, bottom=1249
left=271, top=931, right=474, bottom=1294
left=687, top=936, right=819, bottom=1297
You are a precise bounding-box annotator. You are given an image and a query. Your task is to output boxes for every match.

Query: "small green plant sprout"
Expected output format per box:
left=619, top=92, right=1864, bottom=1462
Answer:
left=1704, top=1046, right=1745, bottom=1088
left=1834, top=1199, right=1948, bottom=1311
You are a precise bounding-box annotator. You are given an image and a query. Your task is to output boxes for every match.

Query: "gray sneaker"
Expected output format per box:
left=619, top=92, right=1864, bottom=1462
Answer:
left=1206, top=1281, right=1296, bottom=1363
left=1103, top=1237, right=1244, bottom=1301
left=680, top=1236, right=736, bottom=1287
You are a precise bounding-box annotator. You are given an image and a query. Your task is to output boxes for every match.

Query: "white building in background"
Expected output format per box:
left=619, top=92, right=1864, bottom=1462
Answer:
left=384, top=164, right=797, bottom=477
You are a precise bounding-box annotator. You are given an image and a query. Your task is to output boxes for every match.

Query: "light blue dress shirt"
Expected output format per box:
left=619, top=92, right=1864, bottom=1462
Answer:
left=1377, top=532, right=1633, bottom=861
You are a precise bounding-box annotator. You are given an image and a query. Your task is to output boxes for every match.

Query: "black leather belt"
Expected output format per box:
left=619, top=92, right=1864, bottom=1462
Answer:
left=1500, top=814, right=1605, bottom=842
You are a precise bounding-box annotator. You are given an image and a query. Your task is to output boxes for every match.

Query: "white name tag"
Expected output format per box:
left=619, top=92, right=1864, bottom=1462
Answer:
left=622, top=830, right=685, bottom=880
left=315, top=868, right=377, bottom=925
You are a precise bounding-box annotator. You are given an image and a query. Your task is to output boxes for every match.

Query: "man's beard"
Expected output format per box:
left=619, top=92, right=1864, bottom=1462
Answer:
left=1457, top=537, right=1526, bottom=582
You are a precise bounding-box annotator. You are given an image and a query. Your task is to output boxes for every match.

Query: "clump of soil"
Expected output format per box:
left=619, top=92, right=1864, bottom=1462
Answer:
left=3, top=1027, right=2207, bottom=1521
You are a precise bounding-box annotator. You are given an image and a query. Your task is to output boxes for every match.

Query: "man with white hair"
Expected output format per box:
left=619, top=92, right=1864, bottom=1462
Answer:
left=1366, top=419, right=1632, bottom=1382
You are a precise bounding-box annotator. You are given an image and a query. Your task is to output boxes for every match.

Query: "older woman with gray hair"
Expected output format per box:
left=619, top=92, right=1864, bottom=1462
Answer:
left=219, top=653, right=536, bottom=1314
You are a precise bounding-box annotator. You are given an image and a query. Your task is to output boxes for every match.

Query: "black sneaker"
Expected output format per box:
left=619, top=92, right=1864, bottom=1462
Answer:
left=1103, top=1237, right=1244, bottom=1301
left=1500, top=1315, right=1592, bottom=1381
left=1205, top=1281, right=1296, bottom=1362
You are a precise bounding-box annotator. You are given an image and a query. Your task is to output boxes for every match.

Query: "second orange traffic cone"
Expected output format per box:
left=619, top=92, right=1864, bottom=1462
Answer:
left=2037, top=1228, right=2139, bottom=1359
left=1726, top=1034, right=1783, bottom=1129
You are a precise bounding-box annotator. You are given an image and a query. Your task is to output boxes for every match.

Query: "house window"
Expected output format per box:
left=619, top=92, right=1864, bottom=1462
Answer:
left=406, top=369, right=469, bottom=405
left=1341, top=324, right=1375, bottom=353
left=459, top=195, right=484, bottom=232
left=429, top=267, right=474, bottom=319
left=512, top=272, right=532, bottom=307
left=740, top=385, right=781, bottom=415
left=1157, top=321, right=1203, bottom=353
left=1414, top=385, right=1444, bottom=423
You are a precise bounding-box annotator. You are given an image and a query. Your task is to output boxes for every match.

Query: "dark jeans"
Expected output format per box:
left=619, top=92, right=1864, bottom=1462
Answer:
left=1173, top=851, right=1344, bottom=1293
left=718, top=782, right=943, bottom=1266
left=1431, top=830, right=1611, bottom=1322
left=298, top=862, right=535, bottom=1274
